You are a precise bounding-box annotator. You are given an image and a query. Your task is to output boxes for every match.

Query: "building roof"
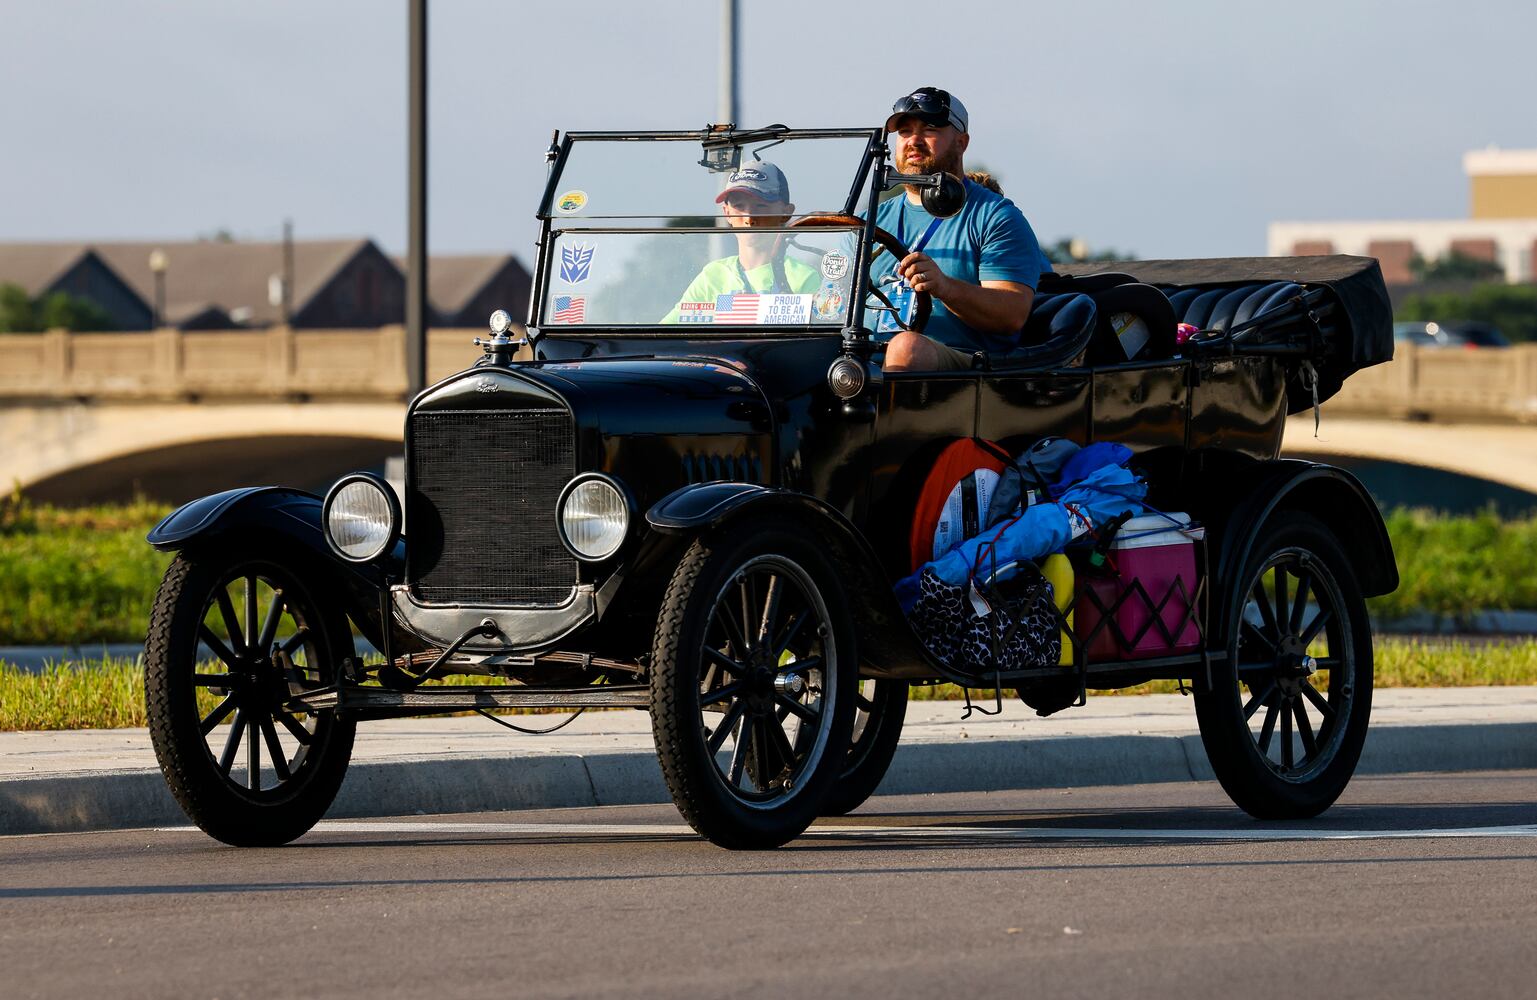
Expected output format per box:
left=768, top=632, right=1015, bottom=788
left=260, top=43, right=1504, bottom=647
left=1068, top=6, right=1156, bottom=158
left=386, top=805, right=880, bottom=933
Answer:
left=0, top=243, right=96, bottom=296
left=92, top=239, right=373, bottom=327
left=1464, top=147, right=1537, bottom=177
left=391, top=253, right=529, bottom=317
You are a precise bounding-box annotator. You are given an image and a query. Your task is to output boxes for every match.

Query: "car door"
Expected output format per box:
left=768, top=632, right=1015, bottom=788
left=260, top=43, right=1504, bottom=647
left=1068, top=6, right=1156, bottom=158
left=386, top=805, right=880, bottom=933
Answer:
left=865, top=369, right=980, bottom=577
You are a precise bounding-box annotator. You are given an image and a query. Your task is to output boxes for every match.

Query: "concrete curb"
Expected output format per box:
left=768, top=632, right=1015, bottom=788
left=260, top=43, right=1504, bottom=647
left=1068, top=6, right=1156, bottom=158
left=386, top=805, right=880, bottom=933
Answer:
left=4, top=721, right=1534, bottom=837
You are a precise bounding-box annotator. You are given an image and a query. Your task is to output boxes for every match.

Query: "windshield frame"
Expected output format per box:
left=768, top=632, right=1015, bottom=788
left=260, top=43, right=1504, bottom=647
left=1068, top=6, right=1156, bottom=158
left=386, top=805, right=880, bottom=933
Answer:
left=528, top=127, right=886, bottom=340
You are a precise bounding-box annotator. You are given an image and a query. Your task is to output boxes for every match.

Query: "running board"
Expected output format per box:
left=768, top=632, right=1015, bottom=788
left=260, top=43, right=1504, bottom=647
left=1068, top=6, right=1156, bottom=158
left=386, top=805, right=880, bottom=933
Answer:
left=299, top=684, right=650, bottom=718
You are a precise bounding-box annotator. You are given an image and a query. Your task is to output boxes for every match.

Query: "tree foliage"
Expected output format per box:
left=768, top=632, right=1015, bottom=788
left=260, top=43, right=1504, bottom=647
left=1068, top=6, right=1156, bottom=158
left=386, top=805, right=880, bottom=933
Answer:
left=1410, top=250, right=1505, bottom=283
left=1397, top=283, right=1537, bottom=343
left=0, top=283, right=114, bottom=333
left=1041, top=238, right=1131, bottom=265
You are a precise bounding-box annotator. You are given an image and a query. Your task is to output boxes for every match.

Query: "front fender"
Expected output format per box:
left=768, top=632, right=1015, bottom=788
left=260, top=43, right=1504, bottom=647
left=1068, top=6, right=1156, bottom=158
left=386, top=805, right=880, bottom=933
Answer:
left=647, top=483, right=940, bottom=679
left=147, top=486, right=406, bottom=648
left=1192, top=460, right=1398, bottom=650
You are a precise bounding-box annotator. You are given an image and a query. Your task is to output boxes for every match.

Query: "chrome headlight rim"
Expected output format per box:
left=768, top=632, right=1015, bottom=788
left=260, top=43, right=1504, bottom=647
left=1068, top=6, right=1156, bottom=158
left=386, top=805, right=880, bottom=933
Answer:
left=322, top=472, right=402, bottom=563
left=556, top=473, right=633, bottom=562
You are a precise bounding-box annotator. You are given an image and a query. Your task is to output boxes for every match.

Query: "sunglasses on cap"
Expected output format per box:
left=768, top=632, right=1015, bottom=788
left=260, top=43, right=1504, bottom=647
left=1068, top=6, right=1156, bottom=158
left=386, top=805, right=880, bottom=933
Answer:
left=885, top=88, right=968, bottom=134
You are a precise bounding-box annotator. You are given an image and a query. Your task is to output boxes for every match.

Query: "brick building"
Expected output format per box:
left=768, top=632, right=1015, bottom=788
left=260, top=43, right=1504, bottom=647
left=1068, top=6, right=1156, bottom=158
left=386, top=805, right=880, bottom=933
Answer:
left=0, top=244, right=153, bottom=330
left=1268, top=148, right=1537, bottom=285
left=393, top=253, right=532, bottom=327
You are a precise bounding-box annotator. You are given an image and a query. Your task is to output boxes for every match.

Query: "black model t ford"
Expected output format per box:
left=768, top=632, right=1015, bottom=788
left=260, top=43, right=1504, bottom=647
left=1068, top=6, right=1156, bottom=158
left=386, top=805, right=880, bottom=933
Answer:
left=144, top=125, right=1398, bottom=849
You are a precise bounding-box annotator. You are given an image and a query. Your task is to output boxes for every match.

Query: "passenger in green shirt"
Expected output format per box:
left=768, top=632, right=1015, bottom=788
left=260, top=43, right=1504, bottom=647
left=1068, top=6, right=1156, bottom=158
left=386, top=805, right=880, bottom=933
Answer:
left=662, top=161, right=821, bottom=323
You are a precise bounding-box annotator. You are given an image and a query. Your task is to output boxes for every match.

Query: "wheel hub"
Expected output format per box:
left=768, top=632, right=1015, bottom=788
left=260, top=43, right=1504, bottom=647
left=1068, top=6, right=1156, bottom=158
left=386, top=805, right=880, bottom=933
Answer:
left=1268, top=633, right=1320, bottom=696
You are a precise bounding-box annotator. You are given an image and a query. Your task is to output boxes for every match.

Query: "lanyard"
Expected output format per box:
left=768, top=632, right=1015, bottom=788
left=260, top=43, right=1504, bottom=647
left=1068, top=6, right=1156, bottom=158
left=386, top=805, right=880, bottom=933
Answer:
left=894, top=203, right=944, bottom=257
left=734, top=255, right=790, bottom=294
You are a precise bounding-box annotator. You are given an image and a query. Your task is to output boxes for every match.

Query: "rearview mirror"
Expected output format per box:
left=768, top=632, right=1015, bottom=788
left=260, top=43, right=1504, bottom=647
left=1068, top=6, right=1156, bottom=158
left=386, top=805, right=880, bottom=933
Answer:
left=880, top=167, right=967, bottom=219
left=921, top=172, right=966, bottom=219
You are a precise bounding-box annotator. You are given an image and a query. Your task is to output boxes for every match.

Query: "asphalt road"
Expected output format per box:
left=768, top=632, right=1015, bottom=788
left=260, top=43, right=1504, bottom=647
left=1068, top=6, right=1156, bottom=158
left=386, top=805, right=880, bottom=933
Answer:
left=4, top=771, right=1536, bottom=1000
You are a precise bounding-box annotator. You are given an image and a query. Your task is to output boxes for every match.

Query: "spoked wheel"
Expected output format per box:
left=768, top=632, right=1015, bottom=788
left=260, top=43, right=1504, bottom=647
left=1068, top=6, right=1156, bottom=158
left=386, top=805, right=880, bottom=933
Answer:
left=1195, top=512, right=1373, bottom=819
left=651, top=525, right=856, bottom=849
left=145, top=548, right=355, bottom=846
left=819, top=678, right=908, bottom=816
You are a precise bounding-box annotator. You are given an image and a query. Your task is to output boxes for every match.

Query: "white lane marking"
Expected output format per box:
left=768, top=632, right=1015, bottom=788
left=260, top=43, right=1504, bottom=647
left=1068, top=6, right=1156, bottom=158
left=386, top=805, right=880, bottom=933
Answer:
left=152, top=821, right=1537, bottom=842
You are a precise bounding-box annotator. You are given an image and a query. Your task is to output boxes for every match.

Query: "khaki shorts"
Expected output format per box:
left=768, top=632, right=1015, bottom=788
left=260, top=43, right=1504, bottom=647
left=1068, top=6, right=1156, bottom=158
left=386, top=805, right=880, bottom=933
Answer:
left=881, top=335, right=976, bottom=373
left=926, top=340, right=977, bottom=372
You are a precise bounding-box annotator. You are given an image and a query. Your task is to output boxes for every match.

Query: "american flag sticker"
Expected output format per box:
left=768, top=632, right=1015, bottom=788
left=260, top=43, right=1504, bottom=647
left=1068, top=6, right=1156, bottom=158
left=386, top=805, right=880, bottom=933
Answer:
left=678, top=301, right=715, bottom=324
left=552, top=295, right=586, bottom=324
left=713, top=293, right=761, bottom=324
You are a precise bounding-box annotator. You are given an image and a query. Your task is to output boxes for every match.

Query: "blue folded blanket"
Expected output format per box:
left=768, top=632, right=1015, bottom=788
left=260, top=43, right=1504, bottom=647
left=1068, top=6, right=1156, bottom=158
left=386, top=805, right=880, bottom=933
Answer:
left=896, top=442, right=1146, bottom=613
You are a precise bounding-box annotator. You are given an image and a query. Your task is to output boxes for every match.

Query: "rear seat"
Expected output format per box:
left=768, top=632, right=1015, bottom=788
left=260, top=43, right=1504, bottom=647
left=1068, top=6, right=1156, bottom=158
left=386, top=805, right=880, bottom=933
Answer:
left=1165, top=280, right=1304, bottom=334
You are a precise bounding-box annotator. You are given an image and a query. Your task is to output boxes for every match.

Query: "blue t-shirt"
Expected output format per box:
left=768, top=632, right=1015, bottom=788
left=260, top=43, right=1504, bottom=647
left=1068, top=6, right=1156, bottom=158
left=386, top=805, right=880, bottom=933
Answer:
left=872, top=178, right=1050, bottom=354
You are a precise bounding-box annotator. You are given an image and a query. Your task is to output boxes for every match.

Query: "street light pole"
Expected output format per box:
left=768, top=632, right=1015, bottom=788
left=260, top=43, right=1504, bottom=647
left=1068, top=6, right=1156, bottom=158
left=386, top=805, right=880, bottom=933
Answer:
left=406, top=0, right=428, bottom=397
left=719, top=0, right=738, bottom=126
left=148, top=249, right=168, bottom=329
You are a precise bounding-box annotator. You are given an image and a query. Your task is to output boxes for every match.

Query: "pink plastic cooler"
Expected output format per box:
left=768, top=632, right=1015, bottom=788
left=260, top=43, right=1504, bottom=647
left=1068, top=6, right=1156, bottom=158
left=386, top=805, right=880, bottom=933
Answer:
left=1075, top=513, right=1205, bottom=661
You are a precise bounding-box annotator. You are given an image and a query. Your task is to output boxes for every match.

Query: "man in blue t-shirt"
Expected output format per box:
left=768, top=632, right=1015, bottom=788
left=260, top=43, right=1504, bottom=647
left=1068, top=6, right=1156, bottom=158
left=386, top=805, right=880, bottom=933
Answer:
left=873, top=87, right=1051, bottom=371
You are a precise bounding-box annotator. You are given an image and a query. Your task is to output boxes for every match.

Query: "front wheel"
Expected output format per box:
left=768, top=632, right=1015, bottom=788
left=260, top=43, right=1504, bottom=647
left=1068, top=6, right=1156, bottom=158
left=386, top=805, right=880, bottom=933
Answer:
left=1194, top=512, right=1373, bottom=819
left=145, top=548, right=356, bottom=846
left=650, top=525, right=857, bottom=849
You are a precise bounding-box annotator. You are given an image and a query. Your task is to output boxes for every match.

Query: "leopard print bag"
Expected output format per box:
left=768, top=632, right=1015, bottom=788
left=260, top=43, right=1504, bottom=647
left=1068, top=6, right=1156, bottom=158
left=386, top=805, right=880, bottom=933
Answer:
left=906, top=562, right=1061, bottom=677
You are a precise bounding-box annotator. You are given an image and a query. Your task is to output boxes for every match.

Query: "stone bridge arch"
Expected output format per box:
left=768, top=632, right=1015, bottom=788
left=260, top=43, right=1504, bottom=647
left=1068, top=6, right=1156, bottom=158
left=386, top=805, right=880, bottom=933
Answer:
left=3, top=402, right=406, bottom=504
left=1280, top=416, right=1537, bottom=495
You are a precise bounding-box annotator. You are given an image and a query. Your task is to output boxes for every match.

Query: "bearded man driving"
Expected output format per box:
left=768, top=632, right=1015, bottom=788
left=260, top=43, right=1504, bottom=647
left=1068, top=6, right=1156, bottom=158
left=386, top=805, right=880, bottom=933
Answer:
left=874, top=87, right=1050, bottom=371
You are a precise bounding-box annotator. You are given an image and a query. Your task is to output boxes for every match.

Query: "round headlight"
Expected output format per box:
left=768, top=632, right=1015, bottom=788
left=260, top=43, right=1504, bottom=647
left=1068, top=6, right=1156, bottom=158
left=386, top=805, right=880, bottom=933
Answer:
left=558, top=475, right=630, bottom=561
left=323, top=474, right=401, bottom=562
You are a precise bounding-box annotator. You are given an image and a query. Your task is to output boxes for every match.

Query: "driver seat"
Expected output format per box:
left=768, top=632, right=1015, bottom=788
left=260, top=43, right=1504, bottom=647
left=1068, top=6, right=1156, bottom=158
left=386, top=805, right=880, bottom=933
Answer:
left=988, top=292, right=1098, bottom=370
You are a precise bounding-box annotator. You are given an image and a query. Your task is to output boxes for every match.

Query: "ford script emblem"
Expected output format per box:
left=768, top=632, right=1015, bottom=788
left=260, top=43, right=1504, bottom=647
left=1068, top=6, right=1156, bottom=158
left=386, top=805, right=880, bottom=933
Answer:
left=474, top=378, right=499, bottom=393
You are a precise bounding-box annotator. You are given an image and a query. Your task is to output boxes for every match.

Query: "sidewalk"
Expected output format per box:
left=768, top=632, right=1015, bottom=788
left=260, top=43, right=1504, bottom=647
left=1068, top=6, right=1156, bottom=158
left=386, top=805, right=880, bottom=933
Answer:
left=3, top=688, right=1534, bottom=836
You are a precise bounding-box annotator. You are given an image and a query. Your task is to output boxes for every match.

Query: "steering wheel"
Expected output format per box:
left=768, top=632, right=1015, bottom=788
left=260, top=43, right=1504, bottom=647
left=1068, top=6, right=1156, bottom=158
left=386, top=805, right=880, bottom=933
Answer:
left=790, top=213, right=931, bottom=334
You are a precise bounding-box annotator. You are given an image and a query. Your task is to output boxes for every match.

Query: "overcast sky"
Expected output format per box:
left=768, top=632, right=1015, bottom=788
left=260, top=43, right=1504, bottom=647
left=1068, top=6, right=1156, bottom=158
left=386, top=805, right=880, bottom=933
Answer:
left=3, top=0, right=1533, bottom=261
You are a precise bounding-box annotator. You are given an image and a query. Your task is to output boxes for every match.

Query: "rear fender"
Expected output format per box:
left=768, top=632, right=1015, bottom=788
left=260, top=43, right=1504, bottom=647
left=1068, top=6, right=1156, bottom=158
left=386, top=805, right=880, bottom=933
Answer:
left=148, top=487, right=405, bottom=651
left=1193, top=461, right=1398, bottom=651
left=647, top=484, right=938, bottom=679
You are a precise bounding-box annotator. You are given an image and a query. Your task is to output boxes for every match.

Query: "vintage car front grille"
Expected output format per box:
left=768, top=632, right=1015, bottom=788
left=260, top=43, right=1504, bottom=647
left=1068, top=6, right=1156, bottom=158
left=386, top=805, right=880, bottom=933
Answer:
left=407, top=409, right=578, bottom=606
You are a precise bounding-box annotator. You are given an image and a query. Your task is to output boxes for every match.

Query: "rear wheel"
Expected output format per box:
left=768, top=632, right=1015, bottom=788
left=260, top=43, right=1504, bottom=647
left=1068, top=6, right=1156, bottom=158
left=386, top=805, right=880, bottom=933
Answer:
left=819, top=678, right=908, bottom=816
left=650, top=525, right=857, bottom=849
left=145, top=548, right=355, bottom=846
left=1194, top=512, right=1373, bottom=819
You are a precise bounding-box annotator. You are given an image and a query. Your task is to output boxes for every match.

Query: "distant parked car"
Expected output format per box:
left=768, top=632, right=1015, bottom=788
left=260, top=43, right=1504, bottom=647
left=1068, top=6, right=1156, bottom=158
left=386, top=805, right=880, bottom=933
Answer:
left=1445, top=321, right=1511, bottom=349
left=1392, top=321, right=1460, bottom=348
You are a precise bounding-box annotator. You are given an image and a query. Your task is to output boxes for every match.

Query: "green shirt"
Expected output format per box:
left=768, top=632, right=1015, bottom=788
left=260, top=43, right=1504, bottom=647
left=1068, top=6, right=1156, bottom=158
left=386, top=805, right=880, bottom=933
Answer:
left=662, top=255, right=822, bottom=324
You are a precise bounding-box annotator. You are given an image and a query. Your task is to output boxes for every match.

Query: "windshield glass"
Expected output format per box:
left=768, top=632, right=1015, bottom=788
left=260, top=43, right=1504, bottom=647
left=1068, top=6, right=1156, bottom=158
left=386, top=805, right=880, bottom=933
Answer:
left=539, top=226, right=859, bottom=329
left=537, top=130, right=875, bottom=329
left=545, top=131, right=874, bottom=220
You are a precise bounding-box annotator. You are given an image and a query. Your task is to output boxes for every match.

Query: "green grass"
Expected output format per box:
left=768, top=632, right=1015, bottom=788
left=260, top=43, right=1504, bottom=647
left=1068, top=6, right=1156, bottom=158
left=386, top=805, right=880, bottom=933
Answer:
left=1, top=499, right=1534, bottom=644
left=0, top=497, right=173, bottom=646
left=3, top=637, right=1535, bottom=732
left=1368, top=508, right=1537, bottom=620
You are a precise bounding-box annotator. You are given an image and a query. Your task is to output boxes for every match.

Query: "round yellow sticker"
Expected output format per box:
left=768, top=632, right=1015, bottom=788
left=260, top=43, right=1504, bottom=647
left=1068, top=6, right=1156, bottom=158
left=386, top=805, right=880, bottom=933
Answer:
left=555, top=190, right=588, bottom=214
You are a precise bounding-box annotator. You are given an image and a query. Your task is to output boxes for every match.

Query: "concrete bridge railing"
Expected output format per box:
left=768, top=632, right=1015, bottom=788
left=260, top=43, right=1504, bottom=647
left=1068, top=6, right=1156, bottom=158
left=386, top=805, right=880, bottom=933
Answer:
left=1, top=328, right=1535, bottom=422
left=0, top=325, right=492, bottom=400
left=1325, top=342, right=1537, bottom=423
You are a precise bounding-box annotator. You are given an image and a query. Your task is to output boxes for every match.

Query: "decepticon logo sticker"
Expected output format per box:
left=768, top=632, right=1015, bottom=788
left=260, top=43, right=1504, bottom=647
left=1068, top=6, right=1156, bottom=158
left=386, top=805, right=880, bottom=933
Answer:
left=560, top=243, right=594, bottom=284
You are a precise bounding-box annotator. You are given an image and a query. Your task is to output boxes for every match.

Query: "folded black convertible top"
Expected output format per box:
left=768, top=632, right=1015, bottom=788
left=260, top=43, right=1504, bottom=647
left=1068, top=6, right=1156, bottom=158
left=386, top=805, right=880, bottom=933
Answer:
left=1055, top=254, right=1394, bottom=413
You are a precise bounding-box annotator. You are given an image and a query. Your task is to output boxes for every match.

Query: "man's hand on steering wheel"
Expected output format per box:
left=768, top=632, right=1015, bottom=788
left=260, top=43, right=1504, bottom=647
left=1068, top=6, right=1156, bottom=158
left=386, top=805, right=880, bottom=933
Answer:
left=789, top=213, right=931, bottom=333
left=895, top=251, right=951, bottom=298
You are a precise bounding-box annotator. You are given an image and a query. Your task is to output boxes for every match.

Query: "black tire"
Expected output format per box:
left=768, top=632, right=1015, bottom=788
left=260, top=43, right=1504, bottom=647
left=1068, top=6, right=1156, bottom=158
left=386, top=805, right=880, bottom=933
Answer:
left=1194, top=511, right=1373, bottom=819
left=145, top=548, right=356, bottom=846
left=819, top=678, right=908, bottom=816
left=650, top=524, right=857, bottom=849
